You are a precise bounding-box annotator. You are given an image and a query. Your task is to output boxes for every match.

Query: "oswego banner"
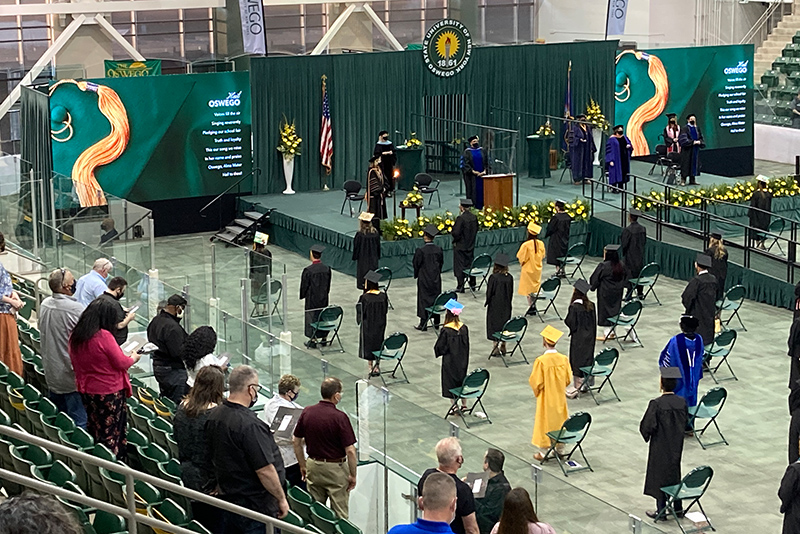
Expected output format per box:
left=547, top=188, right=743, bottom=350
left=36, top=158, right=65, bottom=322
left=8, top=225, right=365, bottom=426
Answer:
left=606, top=0, right=628, bottom=36
left=239, top=0, right=267, bottom=55
left=423, top=19, right=473, bottom=78
left=104, top=60, right=161, bottom=77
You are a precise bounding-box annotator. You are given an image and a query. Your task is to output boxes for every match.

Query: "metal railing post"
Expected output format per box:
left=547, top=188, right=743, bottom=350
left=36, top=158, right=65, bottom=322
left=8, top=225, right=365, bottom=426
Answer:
left=210, top=243, right=217, bottom=300
left=126, top=472, right=138, bottom=534
left=148, top=216, right=156, bottom=271
left=282, top=271, right=289, bottom=331
left=241, top=278, right=250, bottom=364
left=182, top=283, right=191, bottom=329
left=30, top=174, right=39, bottom=257
left=530, top=463, right=542, bottom=512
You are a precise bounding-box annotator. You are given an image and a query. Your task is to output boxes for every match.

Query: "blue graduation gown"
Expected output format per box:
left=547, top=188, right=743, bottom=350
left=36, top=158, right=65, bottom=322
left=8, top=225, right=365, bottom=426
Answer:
left=569, top=125, right=595, bottom=182
left=659, top=333, right=704, bottom=407
left=605, top=135, right=632, bottom=185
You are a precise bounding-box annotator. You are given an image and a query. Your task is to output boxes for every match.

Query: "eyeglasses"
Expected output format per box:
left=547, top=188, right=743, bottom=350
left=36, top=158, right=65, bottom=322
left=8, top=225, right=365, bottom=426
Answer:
left=248, top=384, right=263, bottom=393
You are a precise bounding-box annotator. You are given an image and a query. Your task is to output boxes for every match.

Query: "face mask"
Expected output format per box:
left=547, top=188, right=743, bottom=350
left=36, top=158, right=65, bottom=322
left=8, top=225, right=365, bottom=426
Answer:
left=68, top=281, right=77, bottom=295
left=689, top=120, right=696, bottom=125
left=290, top=390, right=300, bottom=402
left=249, top=386, right=258, bottom=408
left=176, top=307, right=184, bottom=319
left=115, top=291, right=124, bottom=301
left=382, top=136, right=388, bottom=141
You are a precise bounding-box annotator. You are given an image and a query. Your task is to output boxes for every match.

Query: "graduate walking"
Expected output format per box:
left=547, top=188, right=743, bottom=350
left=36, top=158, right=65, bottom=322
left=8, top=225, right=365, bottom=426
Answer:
left=352, top=212, right=381, bottom=290
left=639, top=367, right=687, bottom=519
left=569, top=115, right=595, bottom=184
left=485, top=254, right=513, bottom=356
left=681, top=254, right=717, bottom=347
left=530, top=326, right=572, bottom=461
left=356, top=271, right=389, bottom=377
left=589, top=244, right=630, bottom=339
left=300, top=244, right=332, bottom=348
left=544, top=201, right=571, bottom=277
left=605, top=125, right=632, bottom=190
left=789, top=383, right=800, bottom=464
left=414, top=225, right=444, bottom=331
left=366, top=155, right=387, bottom=231
left=659, top=316, right=704, bottom=408
left=435, top=299, right=470, bottom=414
left=517, top=222, right=546, bottom=316
left=789, top=316, right=800, bottom=391
left=704, top=231, right=728, bottom=301
left=564, top=279, right=596, bottom=398
left=452, top=198, right=479, bottom=292
left=678, top=114, right=704, bottom=186
left=373, top=130, right=397, bottom=194
left=621, top=209, right=646, bottom=301
left=779, top=459, right=800, bottom=534
left=749, top=176, right=773, bottom=249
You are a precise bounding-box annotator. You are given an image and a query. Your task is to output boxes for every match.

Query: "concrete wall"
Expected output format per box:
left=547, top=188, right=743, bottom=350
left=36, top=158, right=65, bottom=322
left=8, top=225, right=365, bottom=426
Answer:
left=53, top=21, right=114, bottom=79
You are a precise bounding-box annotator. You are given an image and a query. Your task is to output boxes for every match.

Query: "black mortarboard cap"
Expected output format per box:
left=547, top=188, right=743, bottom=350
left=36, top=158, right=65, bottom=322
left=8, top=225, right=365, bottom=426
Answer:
left=695, top=254, right=712, bottom=268
left=460, top=198, right=474, bottom=207
left=660, top=367, right=682, bottom=379
left=424, top=224, right=439, bottom=237
left=666, top=113, right=677, bottom=119
left=630, top=208, right=642, bottom=217
left=494, top=253, right=509, bottom=267
left=710, top=230, right=723, bottom=240
left=311, top=244, right=326, bottom=254
left=369, top=155, right=380, bottom=163
left=573, top=279, right=591, bottom=295
left=364, top=270, right=381, bottom=284
left=605, top=244, right=621, bottom=252
left=680, top=314, right=699, bottom=332
left=467, top=135, right=479, bottom=143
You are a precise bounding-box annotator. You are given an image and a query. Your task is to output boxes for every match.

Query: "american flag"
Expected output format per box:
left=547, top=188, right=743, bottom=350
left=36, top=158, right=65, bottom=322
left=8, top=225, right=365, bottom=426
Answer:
left=320, top=77, right=333, bottom=174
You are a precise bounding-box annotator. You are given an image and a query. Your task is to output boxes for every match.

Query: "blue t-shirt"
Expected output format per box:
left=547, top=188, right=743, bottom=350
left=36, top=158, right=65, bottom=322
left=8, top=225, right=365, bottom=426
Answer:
left=389, top=519, right=454, bottom=534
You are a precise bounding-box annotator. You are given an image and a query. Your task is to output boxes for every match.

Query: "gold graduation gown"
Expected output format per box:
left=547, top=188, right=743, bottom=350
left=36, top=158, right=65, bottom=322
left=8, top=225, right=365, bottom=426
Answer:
left=516, top=239, right=546, bottom=296
left=529, top=350, right=572, bottom=448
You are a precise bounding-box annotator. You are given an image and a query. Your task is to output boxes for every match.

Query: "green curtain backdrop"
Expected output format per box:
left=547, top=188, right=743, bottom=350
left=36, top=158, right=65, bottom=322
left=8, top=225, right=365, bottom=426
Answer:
left=20, top=86, right=54, bottom=232
left=250, top=40, right=618, bottom=194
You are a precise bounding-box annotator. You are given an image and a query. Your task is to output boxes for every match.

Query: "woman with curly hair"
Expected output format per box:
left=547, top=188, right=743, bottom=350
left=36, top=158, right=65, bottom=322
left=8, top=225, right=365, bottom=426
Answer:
left=181, top=326, right=228, bottom=387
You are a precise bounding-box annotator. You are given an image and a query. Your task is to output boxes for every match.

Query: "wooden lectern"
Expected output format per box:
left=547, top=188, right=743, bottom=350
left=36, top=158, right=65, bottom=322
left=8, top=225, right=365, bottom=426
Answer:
left=482, top=173, right=515, bottom=210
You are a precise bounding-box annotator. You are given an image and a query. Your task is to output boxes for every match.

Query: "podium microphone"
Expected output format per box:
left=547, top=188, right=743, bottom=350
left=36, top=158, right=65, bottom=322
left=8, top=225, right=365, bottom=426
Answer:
left=494, top=159, right=505, bottom=164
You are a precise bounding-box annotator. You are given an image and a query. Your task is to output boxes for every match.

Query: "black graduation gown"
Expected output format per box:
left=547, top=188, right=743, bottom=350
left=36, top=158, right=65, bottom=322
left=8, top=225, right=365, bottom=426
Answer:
left=639, top=394, right=688, bottom=499
left=564, top=301, right=597, bottom=377
left=299, top=261, right=332, bottom=338
left=681, top=272, right=718, bottom=347
left=434, top=323, right=470, bottom=398
left=374, top=141, right=397, bottom=189
left=678, top=125, right=704, bottom=178
left=367, top=168, right=387, bottom=223
left=545, top=212, right=572, bottom=266
left=779, top=462, right=800, bottom=534
left=704, top=246, right=728, bottom=301
left=788, top=319, right=800, bottom=391
left=621, top=221, right=646, bottom=278
left=749, top=190, right=773, bottom=240
left=352, top=231, right=381, bottom=290
left=484, top=272, right=513, bottom=340
left=789, top=386, right=800, bottom=464
left=413, top=242, right=444, bottom=320
left=589, top=261, right=630, bottom=326
left=356, top=291, right=389, bottom=361
left=452, top=210, right=478, bottom=286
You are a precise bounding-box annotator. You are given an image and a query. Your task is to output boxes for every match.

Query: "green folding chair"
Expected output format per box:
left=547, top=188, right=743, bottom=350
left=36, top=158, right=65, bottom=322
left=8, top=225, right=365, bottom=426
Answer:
left=627, top=262, right=661, bottom=305
left=309, top=305, right=345, bottom=354
left=376, top=267, right=394, bottom=310
left=336, top=518, right=362, bottom=534
left=578, top=348, right=621, bottom=404
left=446, top=368, right=491, bottom=428
left=372, top=332, right=409, bottom=386
left=764, top=218, right=786, bottom=255
left=703, top=329, right=738, bottom=383
left=311, top=501, right=338, bottom=534
left=31, top=459, right=77, bottom=487
left=603, top=300, right=643, bottom=350
left=490, top=316, right=529, bottom=367
left=137, top=442, right=169, bottom=477
left=653, top=466, right=715, bottom=533
left=464, top=253, right=493, bottom=297
left=688, top=387, right=728, bottom=449
left=541, top=411, right=593, bottom=476
left=251, top=279, right=283, bottom=323
left=287, top=485, right=314, bottom=525
left=533, top=276, right=562, bottom=322
left=556, top=242, right=587, bottom=281
left=425, top=291, right=457, bottom=330
left=715, top=285, right=746, bottom=332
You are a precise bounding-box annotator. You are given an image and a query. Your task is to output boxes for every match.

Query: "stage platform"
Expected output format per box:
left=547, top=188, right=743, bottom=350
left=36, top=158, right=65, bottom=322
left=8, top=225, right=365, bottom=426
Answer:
left=238, top=160, right=781, bottom=279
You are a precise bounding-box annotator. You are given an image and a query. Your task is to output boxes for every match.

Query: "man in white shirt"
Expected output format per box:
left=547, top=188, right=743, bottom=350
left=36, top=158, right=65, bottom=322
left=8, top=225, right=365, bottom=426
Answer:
left=74, top=258, right=112, bottom=306
left=262, top=374, right=304, bottom=488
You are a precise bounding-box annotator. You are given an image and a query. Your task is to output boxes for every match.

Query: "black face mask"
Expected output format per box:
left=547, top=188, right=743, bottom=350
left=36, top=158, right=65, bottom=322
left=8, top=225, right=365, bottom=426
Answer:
left=68, top=281, right=77, bottom=295
left=115, top=291, right=124, bottom=300
left=249, top=387, right=258, bottom=408
left=382, top=136, right=389, bottom=141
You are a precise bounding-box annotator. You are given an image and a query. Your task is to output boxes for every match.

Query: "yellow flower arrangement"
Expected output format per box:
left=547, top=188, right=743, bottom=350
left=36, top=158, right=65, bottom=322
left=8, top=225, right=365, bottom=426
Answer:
left=535, top=121, right=555, bottom=137
left=404, top=132, right=423, bottom=148
left=400, top=187, right=424, bottom=208
left=277, top=118, right=302, bottom=157
left=586, top=97, right=610, bottom=131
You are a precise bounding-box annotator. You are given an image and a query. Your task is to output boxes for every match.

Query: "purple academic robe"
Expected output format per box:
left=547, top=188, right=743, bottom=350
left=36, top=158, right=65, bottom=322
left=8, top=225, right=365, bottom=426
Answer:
left=605, top=135, right=633, bottom=185
left=569, top=125, right=595, bottom=182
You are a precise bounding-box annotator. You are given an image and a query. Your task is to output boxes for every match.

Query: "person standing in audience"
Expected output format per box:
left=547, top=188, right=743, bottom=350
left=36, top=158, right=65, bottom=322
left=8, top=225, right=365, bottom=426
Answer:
left=681, top=254, right=717, bottom=347
left=621, top=209, right=646, bottom=301
left=780, top=457, right=800, bottom=534
left=640, top=367, right=687, bottom=520
left=530, top=326, right=571, bottom=462
left=293, top=377, right=358, bottom=519
left=262, top=374, right=304, bottom=489
left=659, top=316, right=704, bottom=409
left=96, top=276, right=135, bottom=346
left=435, top=300, right=470, bottom=414
left=389, top=472, right=457, bottom=534
left=452, top=198, right=479, bottom=293
left=485, top=254, right=513, bottom=356
left=414, top=225, right=444, bottom=331
left=704, top=232, right=728, bottom=301
left=678, top=113, right=704, bottom=186
left=490, top=487, right=555, bottom=534
left=356, top=270, right=389, bottom=377
left=38, top=268, right=87, bottom=428
left=475, top=449, right=511, bottom=534
left=147, top=294, right=189, bottom=404
left=99, top=218, right=118, bottom=247
left=418, top=437, right=479, bottom=534
left=545, top=200, right=571, bottom=278
left=0, top=232, right=23, bottom=376
left=749, top=176, right=773, bottom=250
left=590, top=244, right=629, bottom=340
left=182, top=326, right=228, bottom=388
left=69, top=298, right=141, bottom=460
left=564, top=279, right=596, bottom=399
left=789, top=382, right=800, bottom=465
left=74, top=258, right=113, bottom=306
left=300, top=244, right=332, bottom=348
left=352, top=212, right=381, bottom=291
left=173, top=365, right=225, bottom=532
left=206, top=365, right=289, bottom=530
left=517, top=222, right=546, bottom=316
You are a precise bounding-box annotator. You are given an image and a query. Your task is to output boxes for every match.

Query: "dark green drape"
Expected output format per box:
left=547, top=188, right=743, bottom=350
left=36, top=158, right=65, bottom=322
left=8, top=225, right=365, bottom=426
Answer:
left=19, top=86, right=54, bottom=244
left=250, top=41, right=618, bottom=194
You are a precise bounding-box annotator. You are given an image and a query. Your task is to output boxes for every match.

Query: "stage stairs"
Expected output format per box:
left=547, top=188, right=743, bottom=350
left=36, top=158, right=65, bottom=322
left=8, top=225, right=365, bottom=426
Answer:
left=211, top=207, right=272, bottom=245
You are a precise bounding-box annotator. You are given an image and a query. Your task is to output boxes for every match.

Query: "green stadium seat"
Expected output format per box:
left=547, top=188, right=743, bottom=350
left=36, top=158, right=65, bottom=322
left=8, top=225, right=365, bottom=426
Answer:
left=31, top=459, right=78, bottom=487
left=125, top=478, right=163, bottom=514
left=43, top=411, right=76, bottom=444
left=130, top=404, right=156, bottom=438
left=287, top=485, right=314, bottom=524
left=0, top=423, right=27, bottom=495
left=58, top=426, right=94, bottom=490
left=24, top=396, right=57, bottom=437
left=84, top=443, right=116, bottom=501
left=147, top=417, right=173, bottom=451
left=147, top=498, right=190, bottom=534
left=336, top=518, right=363, bottom=534
left=773, top=56, right=789, bottom=71
left=99, top=465, right=127, bottom=508
left=762, top=70, right=780, bottom=87
left=10, top=443, right=53, bottom=483
left=137, top=442, right=169, bottom=477
left=793, top=31, right=800, bottom=44
left=88, top=510, right=127, bottom=534
left=311, top=502, right=338, bottom=534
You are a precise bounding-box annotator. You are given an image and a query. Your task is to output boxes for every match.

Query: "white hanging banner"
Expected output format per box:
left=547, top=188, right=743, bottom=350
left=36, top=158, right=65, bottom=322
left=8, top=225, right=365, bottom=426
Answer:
left=606, top=0, right=628, bottom=37
left=239, top=0, right=267, bottom=55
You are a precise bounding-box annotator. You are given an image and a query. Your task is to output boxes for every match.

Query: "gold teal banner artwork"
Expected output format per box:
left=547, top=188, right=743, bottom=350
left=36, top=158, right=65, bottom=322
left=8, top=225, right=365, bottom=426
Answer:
left=103, top=60, right=162, bottom=77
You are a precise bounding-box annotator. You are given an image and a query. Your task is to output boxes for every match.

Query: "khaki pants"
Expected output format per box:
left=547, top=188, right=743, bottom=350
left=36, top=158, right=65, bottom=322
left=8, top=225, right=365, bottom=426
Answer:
left=306, top=458, right=350, bottom=519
